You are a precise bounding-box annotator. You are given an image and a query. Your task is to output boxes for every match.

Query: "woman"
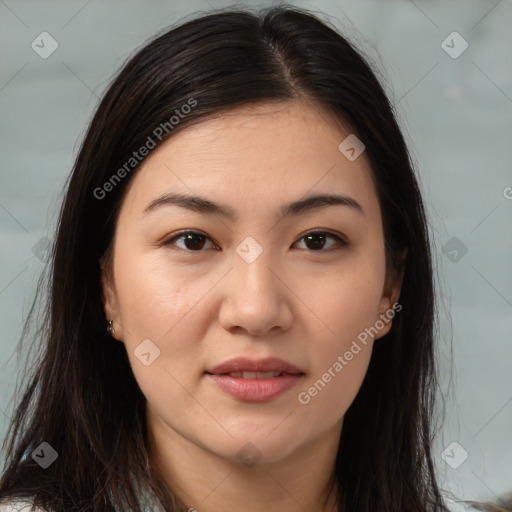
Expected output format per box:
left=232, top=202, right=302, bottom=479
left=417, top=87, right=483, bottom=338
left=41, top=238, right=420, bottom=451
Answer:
left=0, top=4, right=461, bottom=511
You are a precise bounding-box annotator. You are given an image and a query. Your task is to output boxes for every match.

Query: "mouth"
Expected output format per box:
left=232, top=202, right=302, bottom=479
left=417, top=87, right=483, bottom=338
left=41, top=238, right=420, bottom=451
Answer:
left=205, top=357, right=305, bottom=402
left=206, top=356, right=304, bottom=376
left=215, top=371, right=287, bottom=379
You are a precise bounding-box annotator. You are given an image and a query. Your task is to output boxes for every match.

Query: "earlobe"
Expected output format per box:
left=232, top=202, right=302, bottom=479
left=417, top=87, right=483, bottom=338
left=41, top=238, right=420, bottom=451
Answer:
left=374, top=295, right=399, bottom=341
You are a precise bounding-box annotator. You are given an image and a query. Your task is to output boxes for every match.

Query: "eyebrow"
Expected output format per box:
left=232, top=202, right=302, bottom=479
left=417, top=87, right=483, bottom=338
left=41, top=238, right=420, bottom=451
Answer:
left=142, top=192, right=364, bottom=220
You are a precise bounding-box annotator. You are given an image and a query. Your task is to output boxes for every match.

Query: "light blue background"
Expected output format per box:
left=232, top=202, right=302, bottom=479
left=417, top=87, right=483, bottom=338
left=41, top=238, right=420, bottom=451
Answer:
left=1, top=0, right=511, bottom=509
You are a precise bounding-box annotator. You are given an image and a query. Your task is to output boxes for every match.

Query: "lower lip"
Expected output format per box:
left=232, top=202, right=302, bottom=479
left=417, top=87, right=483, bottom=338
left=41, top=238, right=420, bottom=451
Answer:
left=206, top=373, right=303, bottom=402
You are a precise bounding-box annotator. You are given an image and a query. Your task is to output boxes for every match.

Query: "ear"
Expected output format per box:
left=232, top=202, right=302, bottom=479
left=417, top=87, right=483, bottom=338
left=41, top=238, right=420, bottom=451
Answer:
left=374, top=248, right=407, bottom=340
left=100, top=259, right=123, bottom=341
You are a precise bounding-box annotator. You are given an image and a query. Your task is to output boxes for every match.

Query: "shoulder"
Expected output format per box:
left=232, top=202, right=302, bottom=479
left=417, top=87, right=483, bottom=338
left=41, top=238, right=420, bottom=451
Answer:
left=0, top=501, right=46, bottom=512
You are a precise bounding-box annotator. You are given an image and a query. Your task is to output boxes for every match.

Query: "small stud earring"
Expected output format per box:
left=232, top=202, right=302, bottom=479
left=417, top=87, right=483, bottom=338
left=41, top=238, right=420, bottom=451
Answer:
left=107, top=319, right=115, bottom=335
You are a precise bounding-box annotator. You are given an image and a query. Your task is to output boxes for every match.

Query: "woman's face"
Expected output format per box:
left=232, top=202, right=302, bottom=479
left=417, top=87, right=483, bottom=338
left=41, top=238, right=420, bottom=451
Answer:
left=101, top=101, right=402, bottom=466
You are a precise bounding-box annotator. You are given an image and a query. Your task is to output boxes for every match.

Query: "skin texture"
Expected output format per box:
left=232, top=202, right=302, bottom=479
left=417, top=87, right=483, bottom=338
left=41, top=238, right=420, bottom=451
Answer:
left=101, top=100, right=404, bottom=511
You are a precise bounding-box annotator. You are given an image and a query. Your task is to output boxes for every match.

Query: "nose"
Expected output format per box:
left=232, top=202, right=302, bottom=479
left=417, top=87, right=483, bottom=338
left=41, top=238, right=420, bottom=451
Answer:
left=218, top=249, right=294, bottom=337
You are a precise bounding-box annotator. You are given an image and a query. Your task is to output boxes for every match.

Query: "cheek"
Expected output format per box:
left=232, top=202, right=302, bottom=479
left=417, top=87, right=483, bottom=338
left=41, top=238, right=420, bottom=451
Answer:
left=300, top=252, right=386, bottom=345
left=113, top=249, right=205, bottom=339
left=112, top=251, right=212, bottom=395
left=294, top=251, right=385, bottom=418
left=299, top=344, right=372, bottom=417
left=296, top=314, right=375, bottom=432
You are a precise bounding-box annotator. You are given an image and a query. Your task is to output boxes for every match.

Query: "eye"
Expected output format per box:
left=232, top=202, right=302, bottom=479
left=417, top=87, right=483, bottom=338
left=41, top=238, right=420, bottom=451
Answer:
left=293, top=230, right=348, bottom=252
left=163, top=230, right=219, bottom=251
left=162, top=229, right=347, bottom=253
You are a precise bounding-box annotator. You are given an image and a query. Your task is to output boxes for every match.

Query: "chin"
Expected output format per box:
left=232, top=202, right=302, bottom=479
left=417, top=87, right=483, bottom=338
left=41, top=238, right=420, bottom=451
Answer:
left=203, top=430, right=303, bottom=466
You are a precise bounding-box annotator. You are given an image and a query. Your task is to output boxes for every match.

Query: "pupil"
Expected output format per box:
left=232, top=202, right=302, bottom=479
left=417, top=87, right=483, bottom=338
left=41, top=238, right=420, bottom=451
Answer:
left=306, top=233, right=325, bottom=250
left=185, top=233, right=205, bottom=250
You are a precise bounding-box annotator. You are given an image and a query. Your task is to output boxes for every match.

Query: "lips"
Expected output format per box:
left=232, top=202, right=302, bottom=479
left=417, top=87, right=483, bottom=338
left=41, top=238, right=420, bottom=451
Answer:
left=205, top=357, right=305, bottom=402
left=224, top=371, right=283, bottom=379
left=206, top=357, right=304, bottom=376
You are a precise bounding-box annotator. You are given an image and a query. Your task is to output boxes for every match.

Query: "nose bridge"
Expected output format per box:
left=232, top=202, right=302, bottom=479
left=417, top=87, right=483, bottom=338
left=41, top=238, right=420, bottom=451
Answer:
left=232, top=236, right=281, bottom=301
left=218, top=236, right=292, bottom=334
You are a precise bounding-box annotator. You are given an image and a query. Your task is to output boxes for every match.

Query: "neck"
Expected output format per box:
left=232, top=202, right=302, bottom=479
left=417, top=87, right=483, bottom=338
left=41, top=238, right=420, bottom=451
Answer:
left=147, top=408, right=342, bottom=512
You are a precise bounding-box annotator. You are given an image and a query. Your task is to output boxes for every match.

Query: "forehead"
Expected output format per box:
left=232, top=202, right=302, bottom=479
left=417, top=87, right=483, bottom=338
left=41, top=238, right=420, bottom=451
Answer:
left=119, top=101, right=379, bottom=220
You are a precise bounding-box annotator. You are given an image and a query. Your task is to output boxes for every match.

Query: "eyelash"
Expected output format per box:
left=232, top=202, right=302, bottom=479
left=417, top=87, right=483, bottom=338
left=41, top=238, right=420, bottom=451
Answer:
left=162, top=229, right=348, bottom=254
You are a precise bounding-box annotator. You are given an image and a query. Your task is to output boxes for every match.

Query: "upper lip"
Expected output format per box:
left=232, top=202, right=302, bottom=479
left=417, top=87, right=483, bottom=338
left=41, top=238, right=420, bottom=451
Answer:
left=206, top=357, right=304, bottom=375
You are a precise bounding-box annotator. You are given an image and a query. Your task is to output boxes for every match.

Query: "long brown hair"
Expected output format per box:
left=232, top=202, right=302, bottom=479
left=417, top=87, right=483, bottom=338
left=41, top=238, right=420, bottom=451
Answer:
left=467, top=495, right=512, bottom=512
left=0, top=5, right=449, bottom=511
